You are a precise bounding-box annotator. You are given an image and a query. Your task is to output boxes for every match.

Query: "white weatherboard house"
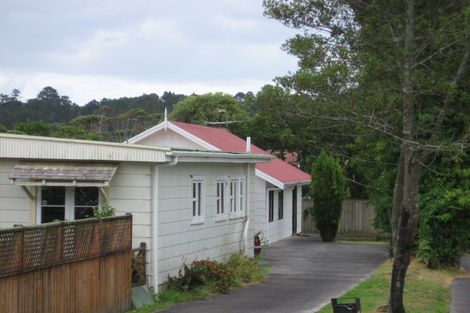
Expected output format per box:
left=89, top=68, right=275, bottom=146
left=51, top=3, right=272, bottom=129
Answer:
left=128, top=120, right=311, bottom=244
left=0, top=133, right=271, bottom=289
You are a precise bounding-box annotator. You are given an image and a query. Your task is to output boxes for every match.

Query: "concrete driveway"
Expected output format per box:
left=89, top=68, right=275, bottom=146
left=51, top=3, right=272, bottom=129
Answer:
left=162, top=235, right=388, bottom=313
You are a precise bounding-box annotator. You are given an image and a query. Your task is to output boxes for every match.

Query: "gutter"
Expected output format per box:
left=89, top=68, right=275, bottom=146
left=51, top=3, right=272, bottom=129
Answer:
left=165, top=151, right=272, bottom=163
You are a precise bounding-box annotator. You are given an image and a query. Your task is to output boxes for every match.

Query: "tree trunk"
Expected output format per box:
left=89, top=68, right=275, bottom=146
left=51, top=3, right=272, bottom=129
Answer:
left=389, top=0, right=417, bottom=312
left=389, top=160, right=422, bottom=313
left=391, top=151, right=404, bottom=251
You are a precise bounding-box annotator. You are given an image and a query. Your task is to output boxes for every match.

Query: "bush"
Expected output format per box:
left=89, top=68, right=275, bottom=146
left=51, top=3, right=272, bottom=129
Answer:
left=227, top=252, right=268, bottom=285
left=311, top=151, right=347, bottom=242
left=417, top=187, right=470, bottom=268
left=166, top=253, right=269, bottom=296
left=92, top=201, right=116, bottom=217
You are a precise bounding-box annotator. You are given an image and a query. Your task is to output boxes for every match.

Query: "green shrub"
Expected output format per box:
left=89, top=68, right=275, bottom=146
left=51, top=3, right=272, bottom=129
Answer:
left=417, top=187, right=470, bottom=268
left=227, top=252, right=268, bottom=285
left=166, top=253, right=269, bottom=296
left=92, top=201, right=116, bottom=217
left=167, top=259, right=233, bottom=294
left=166, top=263, right=206, bottom=292
left=311, top=151, right=347, bottom=242
left=192, top=260, right=233, bottom=293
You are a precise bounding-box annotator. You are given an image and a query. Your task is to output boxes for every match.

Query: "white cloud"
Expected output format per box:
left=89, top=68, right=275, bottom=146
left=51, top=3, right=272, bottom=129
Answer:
left=0, top=0, right=300, bottom=104
left=0, top=70, right=271, bottom=105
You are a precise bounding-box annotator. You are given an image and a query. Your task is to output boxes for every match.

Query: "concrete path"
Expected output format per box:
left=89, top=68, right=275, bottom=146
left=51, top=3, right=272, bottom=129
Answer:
left=451, top=255, right=470, bottom=313
left=451, top=278, right=470, bottom=313
left=162, top=235, right=388, bottom=313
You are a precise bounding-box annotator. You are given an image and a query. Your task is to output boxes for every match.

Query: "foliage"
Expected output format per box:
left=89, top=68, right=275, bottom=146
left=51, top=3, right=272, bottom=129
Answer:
left=167, top=259, right=233, bottom=294
left=264, top=0, right=469, bottom=310
left=53, top=124, right=102, bottom=140
left=92, top=202, right=116, bottom=218
left=417, top=162, right=470, bottom=268
left=126, top=253, right=269, bottom=312
left=311, top=151, right=347, bottom=242
left=166, top=253, right=269, bottom=297
left=317, top=259, right=458, bottom=313
left=13, top=120, right=53, bottom=136
left=226, top=252, right=269, bottom=285
left=170, top=93, right=250, bottom=135
left=349, top=136, right=399, bottom=234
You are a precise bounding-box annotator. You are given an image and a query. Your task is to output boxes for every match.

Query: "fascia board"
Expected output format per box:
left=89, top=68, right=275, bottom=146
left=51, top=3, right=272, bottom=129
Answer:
left=255, top=168, right=285, bottom=189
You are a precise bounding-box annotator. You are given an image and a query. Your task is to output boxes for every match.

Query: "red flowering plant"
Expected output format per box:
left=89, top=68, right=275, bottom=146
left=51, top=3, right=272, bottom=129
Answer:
left=191, top=260, right=234, bottom=294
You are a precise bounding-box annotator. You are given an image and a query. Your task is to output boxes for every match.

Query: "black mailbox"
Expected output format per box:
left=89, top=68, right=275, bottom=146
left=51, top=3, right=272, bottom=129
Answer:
left=331, top=298, right=361, bottom=313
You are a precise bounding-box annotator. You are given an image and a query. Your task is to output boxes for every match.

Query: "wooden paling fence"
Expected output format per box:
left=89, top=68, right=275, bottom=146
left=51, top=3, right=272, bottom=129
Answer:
left=302, top=199, right=381, bottom=237
left=0, top=215, right=133, bottom=313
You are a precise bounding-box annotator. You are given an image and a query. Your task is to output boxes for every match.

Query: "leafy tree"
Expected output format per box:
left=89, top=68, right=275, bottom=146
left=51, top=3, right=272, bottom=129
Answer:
left=264, top=0, right=469, bottom=311
left=170, top=93, right=250, bottom=135
left=37, top=86, right=60, bottom=100
left=311, top=151, right=347, bottom=242
left=13, top=121, right=53, bottom=136
left=52, top=124, right=102, bottom=141
left=10, top=89, right=21, bottom=100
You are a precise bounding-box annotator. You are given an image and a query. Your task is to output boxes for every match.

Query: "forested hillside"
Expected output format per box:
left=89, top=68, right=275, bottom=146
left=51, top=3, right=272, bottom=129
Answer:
left=0, top=86, right=187, bottom=142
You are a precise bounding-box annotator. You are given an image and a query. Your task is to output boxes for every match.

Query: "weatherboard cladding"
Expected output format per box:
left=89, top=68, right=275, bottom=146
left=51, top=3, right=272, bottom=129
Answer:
left=170, top=121, right=311, bottom=185
left=0, top=134, right=168, bottom=163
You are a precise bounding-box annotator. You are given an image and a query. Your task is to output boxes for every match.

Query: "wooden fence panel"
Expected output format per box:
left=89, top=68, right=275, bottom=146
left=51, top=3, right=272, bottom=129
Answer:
left=302, top=199, right=380, bottom=236
left=0, top=215, right=132, bottom=313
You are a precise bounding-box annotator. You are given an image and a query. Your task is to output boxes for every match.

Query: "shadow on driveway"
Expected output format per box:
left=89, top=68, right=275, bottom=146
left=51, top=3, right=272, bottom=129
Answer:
left=162, top=235, right=388, bottom=313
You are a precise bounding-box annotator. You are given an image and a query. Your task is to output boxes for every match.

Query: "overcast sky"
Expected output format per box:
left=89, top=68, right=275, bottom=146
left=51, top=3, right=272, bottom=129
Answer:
left=0, top=0, right=299, bottom=105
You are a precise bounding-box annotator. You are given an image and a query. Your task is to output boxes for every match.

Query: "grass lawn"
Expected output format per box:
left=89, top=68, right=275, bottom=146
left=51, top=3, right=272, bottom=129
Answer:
left=317, top=259, right=460, bottom=313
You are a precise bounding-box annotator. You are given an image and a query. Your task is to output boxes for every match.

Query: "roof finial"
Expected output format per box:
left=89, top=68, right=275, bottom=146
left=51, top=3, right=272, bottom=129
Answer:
left=246, top=137, right=251, bottom=153
left=164, top=107, right=168, bottom=131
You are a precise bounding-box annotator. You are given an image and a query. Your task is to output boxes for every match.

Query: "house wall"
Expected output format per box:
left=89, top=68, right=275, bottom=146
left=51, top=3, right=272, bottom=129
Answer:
left=258, top=183, right=303, bottom=245
left=108, top=162, right=153, bottom=249
left=107, top=162, right=156, bottom=287
left=0, top=159, right=31, bottom=228
left=266, top=187, right=292, bottom=244
left=156, top=162, right=256, bottom=284
left=136, top=128, right=203, bottom=150
left=254, top=177, right=267, bottom=241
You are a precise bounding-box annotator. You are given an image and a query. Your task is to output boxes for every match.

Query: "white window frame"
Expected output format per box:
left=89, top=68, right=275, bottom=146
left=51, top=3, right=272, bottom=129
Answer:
left=238, top=177, right=246, bottom=217
left=229, top=176, right=246, bottom=219
left=36, top=186, right=102, bottom=224
left=191, top=176, right=205, bottom=224
left=215, top=177, right=228, bottom=222
left=229, top=179, right=238, bottom=219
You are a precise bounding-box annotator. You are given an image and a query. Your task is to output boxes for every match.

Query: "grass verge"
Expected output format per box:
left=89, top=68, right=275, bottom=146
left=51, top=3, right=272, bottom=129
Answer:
left=317, top=259, right=459, bottom=313
left=127, top=253, right=270, bottom=313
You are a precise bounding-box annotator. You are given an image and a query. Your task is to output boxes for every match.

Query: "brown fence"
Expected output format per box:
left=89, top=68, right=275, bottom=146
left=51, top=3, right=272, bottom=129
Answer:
left=302, top=199, right=380, bottom=237
left=0, top=215, right=132, bottom=313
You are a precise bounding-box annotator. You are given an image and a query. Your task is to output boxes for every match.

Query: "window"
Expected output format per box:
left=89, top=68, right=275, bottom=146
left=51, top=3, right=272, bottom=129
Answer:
left=278, top=190, right=284, bottom=220
left=239, top=178, right=245, bottom=216
left=268, top=190, right=274, bottom=222
left=39, top=186, right=101, bottom=223
left=229, top=177, right=246, bottom=218
left=192, top=177, right=205, bottom=223
left=229, top=180, right=238, bottom=217
left=215, top=178, right=227, bottom=220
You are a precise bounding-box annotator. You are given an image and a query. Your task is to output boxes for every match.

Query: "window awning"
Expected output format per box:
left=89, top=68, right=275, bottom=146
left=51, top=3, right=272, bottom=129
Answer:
left=9, top=162, right=118, bottom=187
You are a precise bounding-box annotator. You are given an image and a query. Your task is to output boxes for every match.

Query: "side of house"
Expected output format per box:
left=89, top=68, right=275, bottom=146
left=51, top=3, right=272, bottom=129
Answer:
left=156, top=162, right=257, bottom=283
left=128, top=120, right=310, bottom=245
left=0, top=134, right=270, bottom=290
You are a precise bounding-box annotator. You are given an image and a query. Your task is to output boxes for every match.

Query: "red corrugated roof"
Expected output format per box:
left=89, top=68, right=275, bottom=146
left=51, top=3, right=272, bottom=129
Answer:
left=172, top=121, right=311, bottom=185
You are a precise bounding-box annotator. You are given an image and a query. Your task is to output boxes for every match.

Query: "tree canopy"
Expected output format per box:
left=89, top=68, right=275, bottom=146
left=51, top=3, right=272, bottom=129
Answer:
left=263, top=0, right=469, bottom=312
